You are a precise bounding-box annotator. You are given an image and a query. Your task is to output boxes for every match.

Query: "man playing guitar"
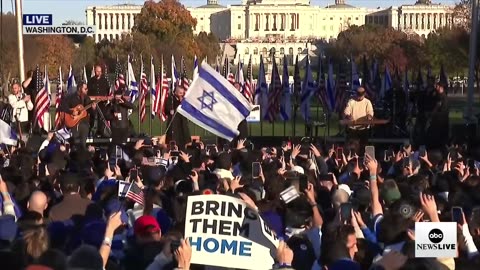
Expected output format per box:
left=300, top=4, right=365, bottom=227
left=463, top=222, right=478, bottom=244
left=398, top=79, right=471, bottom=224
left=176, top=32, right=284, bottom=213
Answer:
left=60, top=83, right=96, bottom=149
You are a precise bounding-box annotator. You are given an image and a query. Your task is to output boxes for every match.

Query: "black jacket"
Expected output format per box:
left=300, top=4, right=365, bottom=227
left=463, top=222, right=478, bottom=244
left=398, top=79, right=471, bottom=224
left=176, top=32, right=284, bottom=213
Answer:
left=105, top=98, right=134, bottom=130
left=60, top=93, right=93, bottom=116
left=87, top=76, right=110, bottom=96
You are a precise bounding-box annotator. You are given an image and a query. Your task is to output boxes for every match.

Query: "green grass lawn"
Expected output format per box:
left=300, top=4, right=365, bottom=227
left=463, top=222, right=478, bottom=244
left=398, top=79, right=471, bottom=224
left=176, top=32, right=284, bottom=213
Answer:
left=49, top=95, right=479, bottom=138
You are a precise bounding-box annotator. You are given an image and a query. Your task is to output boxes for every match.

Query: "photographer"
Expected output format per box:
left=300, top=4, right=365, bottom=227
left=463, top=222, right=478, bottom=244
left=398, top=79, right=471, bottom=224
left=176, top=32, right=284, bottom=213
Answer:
left=8, top=82, right=33, bottom=141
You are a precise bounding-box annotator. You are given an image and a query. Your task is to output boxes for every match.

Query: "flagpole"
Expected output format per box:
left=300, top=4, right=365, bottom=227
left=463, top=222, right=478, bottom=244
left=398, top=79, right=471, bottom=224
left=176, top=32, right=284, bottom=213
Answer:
left=145, top=55, right=155, bottom=137
left=138, top=55, right=142, bottom=135
left=271, top=53, right=275, bottom=137
left=466, top=0, right=479, bottom=123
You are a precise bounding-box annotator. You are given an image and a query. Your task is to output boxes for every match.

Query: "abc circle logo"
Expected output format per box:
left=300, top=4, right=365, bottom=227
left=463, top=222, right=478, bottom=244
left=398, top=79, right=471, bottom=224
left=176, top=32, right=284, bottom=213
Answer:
left=428, top=228, right=444, bottom=244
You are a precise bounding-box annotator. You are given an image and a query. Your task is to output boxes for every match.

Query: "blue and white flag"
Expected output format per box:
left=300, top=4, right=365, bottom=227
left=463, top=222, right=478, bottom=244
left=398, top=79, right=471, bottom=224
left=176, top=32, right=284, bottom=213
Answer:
left=380, top=66, right=392, bottom=99
left=171, top=55, right=179, bottom=89
left=351, top=57, right=361, bottom=91
left=326, top=59, right=336, bottom=113
left=55, top=127, right=72, bottom=144
left=128, top=55, right=138, bottom=103
left=67, top=65, right=76, bottom=95
left=280, top=55, right=291, bottom=121
left=255, top=55, right=268, bottom=119
left=193, top=55, right=199, bottom=81
left=0, top=119, right=17, bottom=145
left=83, top=66, right=88, bottom=84
left=300, top=55, right=316, bottom=122
left=177, top=62, right=254, bottom=141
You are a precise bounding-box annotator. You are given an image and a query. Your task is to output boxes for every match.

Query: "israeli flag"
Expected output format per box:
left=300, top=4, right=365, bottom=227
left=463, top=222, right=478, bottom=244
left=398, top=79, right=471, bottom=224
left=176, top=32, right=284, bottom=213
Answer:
left=0, top=119, right=17, bottom=145
left=55, top=127, right=72, bottom=144
left=67, top=65, right=76, bottom=95
left=177, top=62, right=254, bottom=141
left=128, top=55, right=138, bottom=103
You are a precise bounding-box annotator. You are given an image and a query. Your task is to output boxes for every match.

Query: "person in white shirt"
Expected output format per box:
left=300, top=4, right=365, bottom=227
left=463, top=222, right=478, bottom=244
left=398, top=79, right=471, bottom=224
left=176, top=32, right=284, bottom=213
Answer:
left=343, top=87, right=374, bottom=150
left=8, top=82, right=33, bottom=141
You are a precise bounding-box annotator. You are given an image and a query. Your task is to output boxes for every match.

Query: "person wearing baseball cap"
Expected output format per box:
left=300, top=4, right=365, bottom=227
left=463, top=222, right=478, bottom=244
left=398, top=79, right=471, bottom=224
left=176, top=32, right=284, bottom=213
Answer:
left=343, top=86, right=374, bottom=149
left=124, top=215, right=163, bottom=270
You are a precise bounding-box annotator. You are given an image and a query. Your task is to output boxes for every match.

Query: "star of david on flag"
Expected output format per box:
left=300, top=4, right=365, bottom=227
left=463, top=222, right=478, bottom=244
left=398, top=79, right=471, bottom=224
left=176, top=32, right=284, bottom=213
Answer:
left=198, top=91, right=218, bottom=111
left=177, top=61, right=254, bottom=141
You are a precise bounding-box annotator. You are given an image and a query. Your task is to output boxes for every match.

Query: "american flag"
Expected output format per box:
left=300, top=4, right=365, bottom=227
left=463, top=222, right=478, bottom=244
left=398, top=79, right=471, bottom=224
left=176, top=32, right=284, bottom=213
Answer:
left=180, top=56, right=189, bottom=90
left=334, top=64, right=349, bottom=113
left=266, top=57, right=282, bottom=122
left=159, top=57, right=169, bottom=121
left=54, top=66, right=63, bottom=129
left=243, top=55, right=254, bottom=103
left=222, top=57, right=227, bottom=78
left=224, top=57, right=235, bottom=84
left=126, top=181, right=144, bottom=205
left=316, top=56, right=327, bottom=110
left=150, top=56, right=158, bottom=119
left=139, top=57, right=148, bottom=123
left=35, top=65, right=50, bottom=132
left=293, top=55, right=301, bottom=112
left=114, top=56, right=125, bottom=94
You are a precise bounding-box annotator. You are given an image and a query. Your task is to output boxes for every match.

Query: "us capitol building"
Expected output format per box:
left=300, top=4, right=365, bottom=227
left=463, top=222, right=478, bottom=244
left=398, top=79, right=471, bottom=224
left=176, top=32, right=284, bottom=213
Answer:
left=86, top=0, right=453, bottom=64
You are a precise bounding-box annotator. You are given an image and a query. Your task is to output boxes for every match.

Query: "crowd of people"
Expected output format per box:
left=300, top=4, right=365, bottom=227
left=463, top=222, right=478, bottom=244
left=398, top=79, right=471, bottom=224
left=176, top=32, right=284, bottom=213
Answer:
left=0, top=62, right=475, bottom=270
left=0, top=122, right=479, bottom=270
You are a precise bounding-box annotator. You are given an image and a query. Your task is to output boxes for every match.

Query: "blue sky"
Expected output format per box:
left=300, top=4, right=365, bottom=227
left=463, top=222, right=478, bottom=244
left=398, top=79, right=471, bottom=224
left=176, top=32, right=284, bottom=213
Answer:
left=17, top=0, right=457, bottom=24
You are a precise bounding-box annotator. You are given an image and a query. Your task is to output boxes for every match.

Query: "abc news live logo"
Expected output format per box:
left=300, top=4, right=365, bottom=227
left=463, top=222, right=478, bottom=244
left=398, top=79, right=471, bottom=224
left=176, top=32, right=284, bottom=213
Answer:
left=22, top=14, right=96, bottom=35
left=415, top=222, right=457, bottom=258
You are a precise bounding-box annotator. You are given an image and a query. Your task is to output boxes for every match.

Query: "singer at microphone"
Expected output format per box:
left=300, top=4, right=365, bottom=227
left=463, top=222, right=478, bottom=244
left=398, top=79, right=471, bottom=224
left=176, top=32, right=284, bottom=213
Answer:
left=8, top=82, right=33, bottom=141
left=165, top=84, right=190, bottom=150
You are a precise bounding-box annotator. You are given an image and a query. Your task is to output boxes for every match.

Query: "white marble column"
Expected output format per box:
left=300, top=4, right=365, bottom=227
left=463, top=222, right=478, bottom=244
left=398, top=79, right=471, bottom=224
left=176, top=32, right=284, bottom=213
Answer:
left=105, top=13, right=109, bottom=30
left=97, top=12, right=102, bottom=30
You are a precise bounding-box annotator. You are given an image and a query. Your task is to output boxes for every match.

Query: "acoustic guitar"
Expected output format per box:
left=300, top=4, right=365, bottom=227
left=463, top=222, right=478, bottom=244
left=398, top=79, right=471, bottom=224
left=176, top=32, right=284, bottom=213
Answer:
left=61, top=97, right=112, bottom=128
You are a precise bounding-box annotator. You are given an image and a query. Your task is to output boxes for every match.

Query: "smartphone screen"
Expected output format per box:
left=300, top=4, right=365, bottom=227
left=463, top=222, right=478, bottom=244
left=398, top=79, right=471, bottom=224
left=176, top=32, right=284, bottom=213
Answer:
left=169, top=141, right=176, bottom=151
left=419, top=145, right=426, bottom=157
left=340, top=203, right=353, bottom=222
left=299, top=174, right=308, bottom=192
left=252, top=162, right=261, bottom=178
left=109, top=159, right=117, bottom=170
left=336, top=148, right=343, bottom=159
left=365, top=145, right=375, bottom=160
left=452, top=207, right=463, bottom=224
left=475, top=161, right=480, bottom=169
left=206, top=144, right=216, bottom=154
left=129, top=168, right=138, bottom=180
left=384, top=150, right=390, bottom=162
left=170, top=240, right=181, bottom=253
left=116, top=146, right=122, bottom=159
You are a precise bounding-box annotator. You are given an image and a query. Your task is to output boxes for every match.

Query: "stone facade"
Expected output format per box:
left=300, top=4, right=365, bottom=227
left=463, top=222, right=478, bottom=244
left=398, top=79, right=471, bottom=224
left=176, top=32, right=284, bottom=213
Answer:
left=85, top=0, right=454, bottom=43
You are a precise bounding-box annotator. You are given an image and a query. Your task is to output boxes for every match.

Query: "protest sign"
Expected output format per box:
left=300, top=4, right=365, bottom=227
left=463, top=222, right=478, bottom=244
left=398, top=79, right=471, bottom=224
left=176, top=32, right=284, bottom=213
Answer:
left=185, top=195, right=279, bottom=270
